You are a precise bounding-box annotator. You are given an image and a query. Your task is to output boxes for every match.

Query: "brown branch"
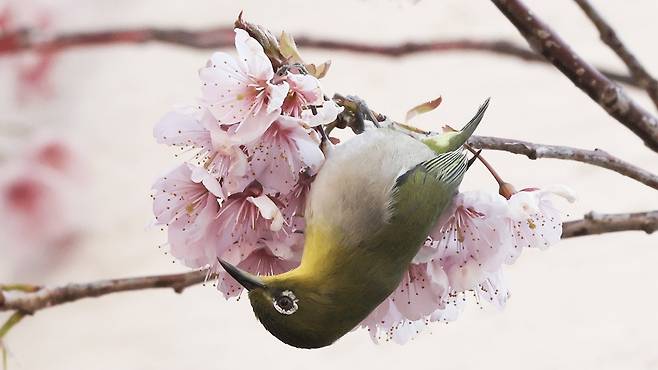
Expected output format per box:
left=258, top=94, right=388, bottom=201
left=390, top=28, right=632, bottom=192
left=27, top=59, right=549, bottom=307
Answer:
left=468, top=136, right=658, bottom=190
left=0, top=210, right=654, bottom=314
left=0, top=270, right=209, bottom=314
left=490, top=0, right=658, bottom=152
left=562, top=210, right=658, bottom=237
left=0, top=26, right=638, bottom=87
left=574, top=0, right=658, bottom=110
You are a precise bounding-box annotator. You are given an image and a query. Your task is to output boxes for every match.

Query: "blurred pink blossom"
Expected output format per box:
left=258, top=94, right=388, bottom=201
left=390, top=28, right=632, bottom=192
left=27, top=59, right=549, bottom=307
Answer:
left=0, top=1, right=57, bottom=102
left=0, top=135, right=85, bottom=277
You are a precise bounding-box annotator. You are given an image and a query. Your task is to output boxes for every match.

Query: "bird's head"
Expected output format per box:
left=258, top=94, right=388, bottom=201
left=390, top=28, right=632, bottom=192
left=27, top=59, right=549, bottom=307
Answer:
left=218, top=259, right=358, bottom=349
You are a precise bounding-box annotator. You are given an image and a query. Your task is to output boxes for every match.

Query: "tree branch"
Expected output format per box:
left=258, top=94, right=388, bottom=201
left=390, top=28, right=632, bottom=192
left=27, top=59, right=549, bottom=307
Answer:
left=0, top=26, right=638, bottom=87
left=490, top=0, right=658, bottom=152
left=0, top=210, right=654, bottom=314
left=562, top=210, right=658, bottom=237
left=0, top=270, right=209, bottom=314
left=574, top=0, right=658, bottom=110
left=468, top=136, right=658, bottom=190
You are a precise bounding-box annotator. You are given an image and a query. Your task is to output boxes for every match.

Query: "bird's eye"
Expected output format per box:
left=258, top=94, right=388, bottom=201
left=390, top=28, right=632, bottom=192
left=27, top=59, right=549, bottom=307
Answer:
left=273, top=290, right=298, bottom=315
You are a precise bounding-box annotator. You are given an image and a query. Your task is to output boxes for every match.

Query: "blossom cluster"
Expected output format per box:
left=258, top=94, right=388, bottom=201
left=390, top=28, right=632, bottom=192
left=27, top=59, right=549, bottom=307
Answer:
left=360, top=186, right=575, bottom=343
left=153, top=28, right=574, bottom=343
left=152, top=29, right=341, bottom=298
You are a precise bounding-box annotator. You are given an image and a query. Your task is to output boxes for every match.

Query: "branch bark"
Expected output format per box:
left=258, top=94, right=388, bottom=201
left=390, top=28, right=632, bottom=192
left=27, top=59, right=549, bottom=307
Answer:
left=0, top=270, right=208, bottom=314
left=468, top=136, right=658, bottom=190
left=562, top=210, right=658, bottom=237
left=0, top=27, right=638, bottom=87
left=490, top=0, right=658, bottom=152
left=574, top=0, right=658, bottom=110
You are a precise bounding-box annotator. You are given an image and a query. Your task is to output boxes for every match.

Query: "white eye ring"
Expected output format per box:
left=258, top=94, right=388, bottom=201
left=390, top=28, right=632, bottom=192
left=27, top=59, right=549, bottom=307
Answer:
left=273, top=290, right=299, bottom=315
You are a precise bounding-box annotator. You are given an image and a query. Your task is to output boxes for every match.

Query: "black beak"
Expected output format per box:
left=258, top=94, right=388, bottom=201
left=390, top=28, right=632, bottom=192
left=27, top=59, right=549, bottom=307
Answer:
left=217, top=258, right=266, bottom=291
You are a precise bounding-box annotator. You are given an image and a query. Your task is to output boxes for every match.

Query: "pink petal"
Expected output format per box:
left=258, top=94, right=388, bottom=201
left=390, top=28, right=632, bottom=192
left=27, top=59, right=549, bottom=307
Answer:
left=230, top=107, right=281, bottom=144
left=153, top=107, right=211, bottom=149
left=247, top=194, right=284, bottom=231
left=233, top=28, right=274, bottom=81
left=301, top=101, right=343, bottom=127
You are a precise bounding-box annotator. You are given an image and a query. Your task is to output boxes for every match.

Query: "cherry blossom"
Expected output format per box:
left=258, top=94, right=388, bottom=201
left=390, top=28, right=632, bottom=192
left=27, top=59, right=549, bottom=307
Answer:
left=153, top=106, right=250, bottom=193
left=281, top=73, right=323, bottom=117
left=152, top=163, right=223, bottom=268
left=360, top=261, right=450, bottom=343
left=246, top=116, right=324, bottom=195
left=1, top=1, right=57, bottom=101
left=506, top=186, right=576, bottom=260
left=199, top=29, right=289, bottom=144
left=217, top=235, right=303, bottom=299
left=425, top=191, right=511, bottom=292
left=0, top=135, right=86, bottom=279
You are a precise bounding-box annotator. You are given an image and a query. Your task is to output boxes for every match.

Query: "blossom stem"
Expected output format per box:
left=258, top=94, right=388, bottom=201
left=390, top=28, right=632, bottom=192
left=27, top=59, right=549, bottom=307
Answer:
left=464, top=144, right=506, bottom=186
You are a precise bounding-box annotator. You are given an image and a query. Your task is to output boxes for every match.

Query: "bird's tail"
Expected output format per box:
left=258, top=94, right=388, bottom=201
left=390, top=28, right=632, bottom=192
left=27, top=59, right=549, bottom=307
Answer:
left=422, top=98, right=490, bottom=154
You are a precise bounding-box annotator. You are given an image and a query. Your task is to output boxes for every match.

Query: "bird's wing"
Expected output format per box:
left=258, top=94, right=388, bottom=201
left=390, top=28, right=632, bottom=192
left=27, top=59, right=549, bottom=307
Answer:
left=375, top=150, right=468, bottom=261
left=392, top=149, right=468, bottom=200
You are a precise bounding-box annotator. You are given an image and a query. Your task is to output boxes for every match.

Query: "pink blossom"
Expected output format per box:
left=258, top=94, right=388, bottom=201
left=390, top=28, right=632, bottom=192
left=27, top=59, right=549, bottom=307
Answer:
left=360, top=299, right=425, bottom=344
left=246, top=116, right=324, bottom=195
left=504, top=185, right=576, bottom=263
left=1, top=1, right=57, bottom=101
left=0, top=165, right=71, bottom=248
left=26, top=135, right=80, bottom=177
left=0, top=134, right=85, bottom=277
left=217, top=236, right=302, bottom=299
left=152, top=163, right=223, bottom=268
left=281, top=170, right=314, bottom=232
left=508, top=186, right=575, bottom=247
left=199, top=29, right=289, bottom=144
left=360, top=261, right=449, bottom=343
left=425, top=191, right=511, bottom=292
left=215, top=187, right=286, bottom=241
left=153, top=106, right=250, bottom=195
left=281, top=73, right=323, bottom=117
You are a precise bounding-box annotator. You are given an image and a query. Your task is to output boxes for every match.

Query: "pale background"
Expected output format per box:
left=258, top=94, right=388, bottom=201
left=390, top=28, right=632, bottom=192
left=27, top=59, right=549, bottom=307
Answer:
left=1, top=0, right=657, bottom=369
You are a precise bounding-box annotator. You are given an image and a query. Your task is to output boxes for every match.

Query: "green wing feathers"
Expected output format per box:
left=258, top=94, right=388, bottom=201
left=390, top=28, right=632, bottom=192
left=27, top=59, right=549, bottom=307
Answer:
left=381, top=150, right=467, bottom=267
left=391, top=149, right=467, bottom=220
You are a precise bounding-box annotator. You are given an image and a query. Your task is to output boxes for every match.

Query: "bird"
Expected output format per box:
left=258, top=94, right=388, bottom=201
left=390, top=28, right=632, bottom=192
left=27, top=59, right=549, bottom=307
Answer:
left=219, top=98, right=490, bottom=348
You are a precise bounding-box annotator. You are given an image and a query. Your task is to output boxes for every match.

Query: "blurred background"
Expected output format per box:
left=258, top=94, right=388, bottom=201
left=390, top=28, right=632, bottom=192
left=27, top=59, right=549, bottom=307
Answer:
left=0, top=0, right=657, bottom=369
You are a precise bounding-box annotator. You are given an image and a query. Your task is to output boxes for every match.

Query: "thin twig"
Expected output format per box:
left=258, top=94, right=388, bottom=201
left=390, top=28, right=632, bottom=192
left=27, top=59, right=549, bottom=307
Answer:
left=574, top=0, right=658, bottom=110
left=0, top=270, right=209, bottom=314
left=562, top=211, right=658, bottom=237
left=468, top=136, right=658, bottom=190
left=490, top=0, right=658, bottom=152
left=0, top=27, right=638, bottom=87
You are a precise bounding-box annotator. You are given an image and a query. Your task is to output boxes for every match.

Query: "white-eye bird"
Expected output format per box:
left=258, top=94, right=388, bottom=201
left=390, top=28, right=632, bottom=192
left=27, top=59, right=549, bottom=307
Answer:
left=219, top=99, right=490, bottom=348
